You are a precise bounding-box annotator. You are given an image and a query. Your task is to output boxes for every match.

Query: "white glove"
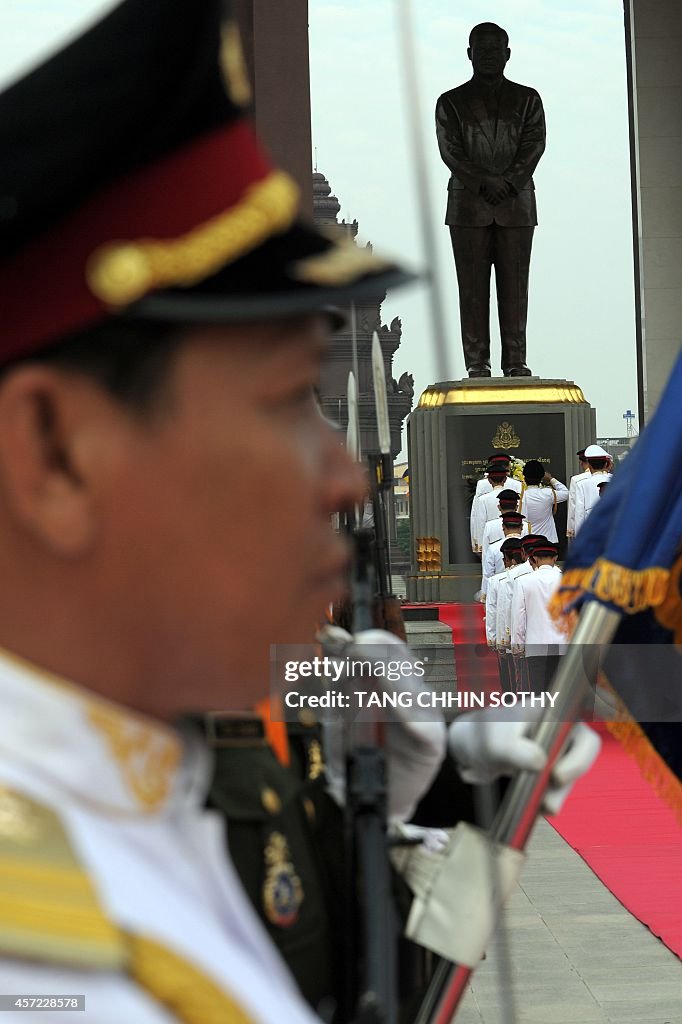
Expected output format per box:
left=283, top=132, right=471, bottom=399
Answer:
left=448, top=708, right=601, bottom=815
left=318, top=626, right=447, bottom=824
left=390, top=821, right=449, bottom=855
left=543, top=723, right=601, bottom=815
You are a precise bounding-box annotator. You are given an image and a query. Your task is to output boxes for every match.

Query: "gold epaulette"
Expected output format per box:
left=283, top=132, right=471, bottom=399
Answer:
left=0, top=785, right=127, bottom=970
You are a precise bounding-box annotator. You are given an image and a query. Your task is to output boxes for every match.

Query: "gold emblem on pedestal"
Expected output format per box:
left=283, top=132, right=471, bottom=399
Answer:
left=416, top=537, right=442, bottom=573
left=492, top=422, right=520, bottom=449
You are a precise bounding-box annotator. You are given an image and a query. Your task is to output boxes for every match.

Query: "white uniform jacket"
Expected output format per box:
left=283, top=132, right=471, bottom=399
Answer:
left=472, top=486, right=503, bottom=553
left=471, top=477, right=521, bottom=551
left=477, top=487, right=506, bottom=528
left=573, top=471, right=612, bottom=535
left=481, top=518, right=529, bottom=566
left=481, top=531, right=524, bottom=595
left=566, top=470, right=590, bottom=536
left=470, top=493, right=484, bottom=552
left=474, top=475, right=522, bottom=498
left=0, top=650, right=318, bottom=1024
left=519, top=479, right=569, bottom=542
left=496, top=561, right=533, bottom=650
left=485, top=570, right=508, bottom=647
left=474, top=476, right=493, bottom=499
left=511, top=565, right=568, bottom=656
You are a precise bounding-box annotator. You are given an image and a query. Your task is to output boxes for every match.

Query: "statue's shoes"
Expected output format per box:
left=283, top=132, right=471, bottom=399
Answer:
left=505, top=365, right=532, bottom=377
left=468, top=368, right=492, bottom=378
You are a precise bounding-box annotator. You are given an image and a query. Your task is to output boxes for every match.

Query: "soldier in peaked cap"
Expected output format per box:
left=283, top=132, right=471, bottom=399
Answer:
left=472, top=452, right=522, bottom=498
left=495, top=535, right=536, bottom=681
left=511, top=540, right=567, bottom=693
left=0, top=2, right=421, bottom=1021
left=566, top=448, right=591, bottom=538
left=479, top=485, right=529, bottom=562
left=0, top=5, right=604, bottom=1021
left=485, top=537, right=523, bottom=692
left=519, top=459, right=568, bottom=543
left=481, top=509, right=526, bottom=594
left=470, top=457, right=521, bottom=552
left=573, top=445, right=613, bottom=535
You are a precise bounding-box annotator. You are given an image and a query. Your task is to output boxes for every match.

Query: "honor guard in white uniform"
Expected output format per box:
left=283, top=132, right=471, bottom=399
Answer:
left=566, top=448, right=591, bottom=538
left=573, top=445, right=613, bottom=536
left=496, top=537, right=537, bottom=652
left=497, top=534, right=546, bottom=691
left=0, top=652, right=321, bottom=1024
left=472, top=470, right=511, bottom=554
left=491, top=539, right=524, bottom=692
left=518, top=460, right=569, bottom=543
left=485, top=568, right=508, bottom=648
left=472, top=453, right=518, bottom=498
left=481, top=510, right=526, bottom=596
left=480, top=489, right=530, bottom=565
left=470, top=456, right=521, bottom=552
left=479, top=483, right=517, bottom=533
left=511, top=541, right=567, bottom=694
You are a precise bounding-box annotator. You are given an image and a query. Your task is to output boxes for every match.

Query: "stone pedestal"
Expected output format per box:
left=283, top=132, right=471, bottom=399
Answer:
left=406, top=377, right=596, bottom=603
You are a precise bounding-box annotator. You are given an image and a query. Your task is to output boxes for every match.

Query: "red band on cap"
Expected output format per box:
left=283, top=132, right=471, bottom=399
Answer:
left=0, top=119, right=273, bottom=360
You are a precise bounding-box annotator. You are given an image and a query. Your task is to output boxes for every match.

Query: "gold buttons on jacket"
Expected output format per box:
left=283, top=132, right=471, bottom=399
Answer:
left=260, top=787, right=282, bottom=816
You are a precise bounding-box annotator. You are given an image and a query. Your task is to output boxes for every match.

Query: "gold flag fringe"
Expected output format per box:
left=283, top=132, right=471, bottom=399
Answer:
left=549, top=559, right=671, bottom=634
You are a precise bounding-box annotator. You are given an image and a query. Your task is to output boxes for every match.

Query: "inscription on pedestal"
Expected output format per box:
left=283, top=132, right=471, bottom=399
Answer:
left=445, top=412, right=566, bottom=563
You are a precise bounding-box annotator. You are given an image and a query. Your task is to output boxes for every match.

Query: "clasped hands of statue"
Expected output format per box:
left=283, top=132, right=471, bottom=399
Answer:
left=480, top=174, right=515, bottom=205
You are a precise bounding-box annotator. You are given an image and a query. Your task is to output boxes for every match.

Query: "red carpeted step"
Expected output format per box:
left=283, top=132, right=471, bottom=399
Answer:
left=403, top=602, right=500, bottom=692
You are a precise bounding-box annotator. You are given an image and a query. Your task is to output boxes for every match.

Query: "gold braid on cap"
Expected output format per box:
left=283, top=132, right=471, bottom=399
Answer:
left=87, top=170, right=299, bottom=307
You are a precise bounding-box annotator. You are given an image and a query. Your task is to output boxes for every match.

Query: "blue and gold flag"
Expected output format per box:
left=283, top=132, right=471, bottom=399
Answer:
left=550, top=352, right=682, bottom=818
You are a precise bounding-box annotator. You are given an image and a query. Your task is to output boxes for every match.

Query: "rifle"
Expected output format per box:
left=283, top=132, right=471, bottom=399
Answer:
left=338, top=341, right=411, bottom=1023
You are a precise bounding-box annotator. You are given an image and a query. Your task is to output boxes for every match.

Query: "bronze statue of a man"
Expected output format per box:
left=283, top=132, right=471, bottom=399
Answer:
left=436, top=23, right=546, bottom=378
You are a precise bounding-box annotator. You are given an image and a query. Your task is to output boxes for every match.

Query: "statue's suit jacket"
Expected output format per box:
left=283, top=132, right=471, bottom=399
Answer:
left=436, top=77, right=546, bottom=227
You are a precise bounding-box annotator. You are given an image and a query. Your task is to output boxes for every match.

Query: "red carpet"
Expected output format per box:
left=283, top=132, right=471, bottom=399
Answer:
left=549, top=725, right=682, bottom=959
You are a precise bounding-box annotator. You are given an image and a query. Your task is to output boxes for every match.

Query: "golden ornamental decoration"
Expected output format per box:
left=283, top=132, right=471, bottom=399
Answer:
left=492, top=421, right=521, bottom=450
left=87, top=705, right=182, bottom=811
left=220, top=21, right=252, bottom=107
left=260, top=786, right=282, bottom=816
left=129, top=933, right=256, bottom=1024
left=262, top=831, right=304, bottom=929
left=306, top=738, right=325, bottom=781
left=291, top=235, right=393, bottom=287
left=0, top=787, right=41, bottom=843
left=87, top=170, right=299, bottom=307
left=416, top=537, right=442, bottom=573
left=0, top=788, right=127, bottom=970
left=418, top=382, right=587, bottom=407
left=654, top=552, right=682, bottom=645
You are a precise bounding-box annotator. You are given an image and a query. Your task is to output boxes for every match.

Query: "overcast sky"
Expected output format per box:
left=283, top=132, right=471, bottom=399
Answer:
left=309, top=0, right=638, bottom=443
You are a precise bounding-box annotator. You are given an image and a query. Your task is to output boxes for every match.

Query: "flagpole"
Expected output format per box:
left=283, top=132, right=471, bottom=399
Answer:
left=395, top=0, right=451, bottom=385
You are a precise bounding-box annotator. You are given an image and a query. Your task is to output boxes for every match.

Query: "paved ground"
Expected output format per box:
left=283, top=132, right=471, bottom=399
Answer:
left=454, top=818, right=682, bottom=1024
